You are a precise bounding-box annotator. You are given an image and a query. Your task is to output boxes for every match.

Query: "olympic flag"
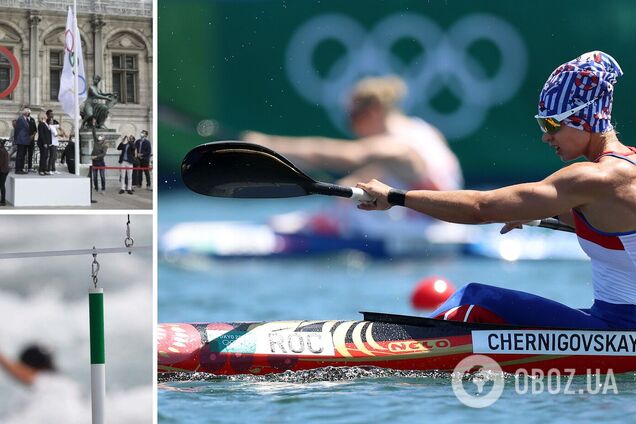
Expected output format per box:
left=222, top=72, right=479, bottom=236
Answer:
left=58, top=5, right=85, bottom=176
left=59, top=6, right=86, bottom=118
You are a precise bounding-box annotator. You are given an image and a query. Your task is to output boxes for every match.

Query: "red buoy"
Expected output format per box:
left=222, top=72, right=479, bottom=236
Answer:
left=411, top=277, right=456, bottom=310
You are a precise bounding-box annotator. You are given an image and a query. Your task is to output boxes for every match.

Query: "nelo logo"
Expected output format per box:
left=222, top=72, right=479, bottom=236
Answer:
left=387, top=338, right=450, bottom=353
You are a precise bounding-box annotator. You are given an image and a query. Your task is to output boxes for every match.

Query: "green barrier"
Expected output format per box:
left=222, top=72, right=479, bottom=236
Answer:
left=159, top=0, right=636, bottom=185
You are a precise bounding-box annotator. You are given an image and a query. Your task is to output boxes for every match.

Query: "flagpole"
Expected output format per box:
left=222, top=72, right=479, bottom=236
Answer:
left=71, top=5, right=104, bottom=421
left=73, top=0, right=80, bottom=175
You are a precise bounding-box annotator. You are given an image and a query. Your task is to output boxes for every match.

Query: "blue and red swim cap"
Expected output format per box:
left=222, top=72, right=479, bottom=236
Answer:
left=538, top=51, right=623, bottom=133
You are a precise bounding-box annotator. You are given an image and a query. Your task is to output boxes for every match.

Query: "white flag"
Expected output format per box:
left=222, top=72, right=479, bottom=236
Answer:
left=58, top=6, right=86, bottom=119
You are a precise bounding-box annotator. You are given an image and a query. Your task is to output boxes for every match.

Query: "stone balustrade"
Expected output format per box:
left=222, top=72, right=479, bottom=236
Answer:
left=3, top=0, right=152, bottom=17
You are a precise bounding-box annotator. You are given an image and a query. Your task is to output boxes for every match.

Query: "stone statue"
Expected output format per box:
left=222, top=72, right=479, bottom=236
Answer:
left=81, top=75, right=118, bottom=129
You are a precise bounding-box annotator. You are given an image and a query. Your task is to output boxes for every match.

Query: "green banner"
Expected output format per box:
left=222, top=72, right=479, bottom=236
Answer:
left=159, top=0, right=636, bottom=186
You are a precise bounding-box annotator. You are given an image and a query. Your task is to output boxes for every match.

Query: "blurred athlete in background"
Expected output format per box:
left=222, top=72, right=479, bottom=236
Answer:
left=244, top=75, right=463, bottom=191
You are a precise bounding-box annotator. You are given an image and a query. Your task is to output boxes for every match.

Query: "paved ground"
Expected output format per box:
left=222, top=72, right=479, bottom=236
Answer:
left=84, top=185, right=154, bottom=210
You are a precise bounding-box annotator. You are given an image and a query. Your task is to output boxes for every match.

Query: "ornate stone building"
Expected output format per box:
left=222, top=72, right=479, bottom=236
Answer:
left=0, top=0, right=152, bottom=144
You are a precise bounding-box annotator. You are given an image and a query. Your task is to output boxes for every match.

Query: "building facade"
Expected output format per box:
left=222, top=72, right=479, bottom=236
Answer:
left=0, top=0, right=152, bottom=144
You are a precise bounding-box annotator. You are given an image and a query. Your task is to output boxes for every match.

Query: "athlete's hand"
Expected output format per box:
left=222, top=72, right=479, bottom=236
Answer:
left=356, top=179, right=392, bottom=211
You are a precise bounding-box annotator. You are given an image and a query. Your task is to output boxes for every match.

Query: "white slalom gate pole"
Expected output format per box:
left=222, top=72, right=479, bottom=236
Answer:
left=89, top=287, right=105, bottom=424
left=73, top=0, right=80, bottom=175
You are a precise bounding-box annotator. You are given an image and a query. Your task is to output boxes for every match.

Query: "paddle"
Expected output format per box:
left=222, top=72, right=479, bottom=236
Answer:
left=181, top=141, right=372, bottom=201
left=527, top=218, right=574, bottom=233
left=182, top=141, right=576, bottom=234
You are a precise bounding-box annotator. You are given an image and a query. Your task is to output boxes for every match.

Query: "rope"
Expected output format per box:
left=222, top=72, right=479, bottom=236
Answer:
left=0, top=246, right=151, bottom=259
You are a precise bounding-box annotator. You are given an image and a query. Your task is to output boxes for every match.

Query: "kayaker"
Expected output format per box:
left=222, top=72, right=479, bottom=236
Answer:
left=0, top=344, right=86, bottom=421
left=244, top=75, right=463, bottom=191
left=357, top=51, right=636, bottom=329
left=0, top=344, right=56, bottom=385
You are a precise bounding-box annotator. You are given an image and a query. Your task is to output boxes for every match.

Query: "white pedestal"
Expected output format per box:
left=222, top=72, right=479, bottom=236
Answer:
left=7, top=173, right=91, bottom=207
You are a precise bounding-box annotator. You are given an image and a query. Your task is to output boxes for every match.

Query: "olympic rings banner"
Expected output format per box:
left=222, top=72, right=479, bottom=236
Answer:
left=0, top=46, right=20, bottom=99
left=158, top=0, right=636, bottom=185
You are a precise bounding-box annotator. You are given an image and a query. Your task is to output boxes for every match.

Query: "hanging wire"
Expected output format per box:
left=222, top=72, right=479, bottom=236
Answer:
left=91, top=247, right=100, bottom=288
left=124, top=214, right=134, bottom=254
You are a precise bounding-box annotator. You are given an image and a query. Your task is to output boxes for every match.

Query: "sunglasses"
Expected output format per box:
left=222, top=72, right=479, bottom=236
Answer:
left=535, top=97, right=599, bottom=134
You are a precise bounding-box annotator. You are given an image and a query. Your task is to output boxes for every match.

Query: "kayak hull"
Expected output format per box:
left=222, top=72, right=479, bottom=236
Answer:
left=158, top=313, right=636, bottom=376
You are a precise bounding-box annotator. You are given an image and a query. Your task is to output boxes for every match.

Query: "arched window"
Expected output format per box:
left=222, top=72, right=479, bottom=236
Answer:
left=107, top=31, right=147, bottom=104
left=112, top=53, right=138, bottom=103
left=43, top=27, right=88, bottom=102
left=0, top=51, right=13, bottom=98
left=49, top=50, right=63, bottom=100
left=0, top=23, right=22, bottom=101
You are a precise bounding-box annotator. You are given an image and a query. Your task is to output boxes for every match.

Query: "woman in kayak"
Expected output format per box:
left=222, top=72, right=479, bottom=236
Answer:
left=244, top=75, right=463, bottom=191
left=358, top=51, right=636, bottom=329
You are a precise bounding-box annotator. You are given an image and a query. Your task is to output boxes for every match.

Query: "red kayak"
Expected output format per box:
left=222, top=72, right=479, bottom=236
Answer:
left=158, top=312, right=636, bottom=376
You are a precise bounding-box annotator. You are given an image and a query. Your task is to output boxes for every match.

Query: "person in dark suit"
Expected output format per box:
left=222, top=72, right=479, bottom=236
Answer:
left=14, top=108, right=32, bottom=174
left=26, top=111, right=37, bottom=172
left=0, top=138, right=9, bottom=205
left=91, top=125, right=108, bottom=193
left=60, top=134, right=76, bottom=174
left=117, top=135, right=136, bottom=194
left=36, top=112, right=52, bottom=176
left=134, top=130, right=152, bottom=190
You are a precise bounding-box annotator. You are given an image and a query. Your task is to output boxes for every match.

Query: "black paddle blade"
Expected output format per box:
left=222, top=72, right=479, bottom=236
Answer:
left=181, top=141, right=317, bottom=198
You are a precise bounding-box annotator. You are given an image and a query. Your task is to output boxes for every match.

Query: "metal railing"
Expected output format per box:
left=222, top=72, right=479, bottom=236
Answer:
left=5, top=141, right=69, bottom=172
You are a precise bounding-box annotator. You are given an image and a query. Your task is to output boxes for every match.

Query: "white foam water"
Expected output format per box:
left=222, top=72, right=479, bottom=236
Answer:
left=0, top=215, right=152, bottom=423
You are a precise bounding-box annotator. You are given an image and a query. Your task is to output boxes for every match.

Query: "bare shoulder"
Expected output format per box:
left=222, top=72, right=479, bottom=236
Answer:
left=543, top=161, right=616, bottom=196
left=597, top=154, right=636, bottom=178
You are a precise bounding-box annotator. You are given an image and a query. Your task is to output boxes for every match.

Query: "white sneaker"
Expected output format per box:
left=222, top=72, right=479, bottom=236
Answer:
left=54, top=171, right=61, bottom=174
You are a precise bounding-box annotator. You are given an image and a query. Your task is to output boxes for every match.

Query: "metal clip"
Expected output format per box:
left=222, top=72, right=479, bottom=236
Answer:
left=125, top=214, right=134, bottom=254
left=91, top=247, right=100, bottom=288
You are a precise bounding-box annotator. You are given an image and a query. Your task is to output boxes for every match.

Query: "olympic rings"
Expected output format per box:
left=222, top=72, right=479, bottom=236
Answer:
left=284, top=12, right=528, bottom=139
left=61, top=75, right=87, bottom=97
left=64, top=29, right=74, bottom=52
left=0, top=45, right=20, bottom=99
left=78, top=75, right=87, bottom=96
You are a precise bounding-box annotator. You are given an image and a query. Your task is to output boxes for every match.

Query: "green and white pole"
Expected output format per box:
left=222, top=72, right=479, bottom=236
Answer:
left=89, top=287, right=105, bottom=424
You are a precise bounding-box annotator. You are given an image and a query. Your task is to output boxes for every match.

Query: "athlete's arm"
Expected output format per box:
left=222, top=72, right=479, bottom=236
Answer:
left=0, top=353, right=37, bottom=385
left=357, top=162, right=606, bottom=224
left=243, top=131, right=410, bottom=171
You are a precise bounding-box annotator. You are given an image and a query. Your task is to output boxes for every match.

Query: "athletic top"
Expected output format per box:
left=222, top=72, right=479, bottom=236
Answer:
left=388, top=117, right=464, bottom=191
left=572, top=148, right=636, bottom=305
